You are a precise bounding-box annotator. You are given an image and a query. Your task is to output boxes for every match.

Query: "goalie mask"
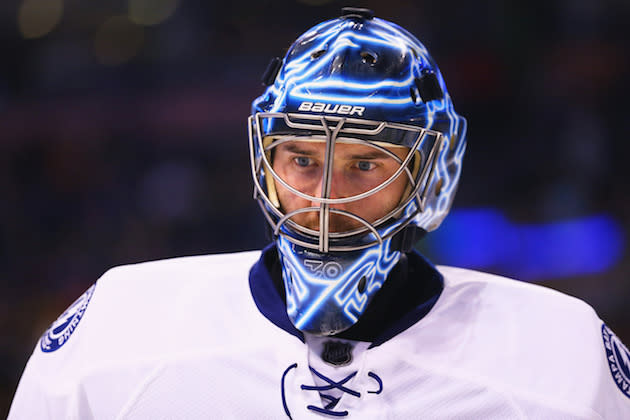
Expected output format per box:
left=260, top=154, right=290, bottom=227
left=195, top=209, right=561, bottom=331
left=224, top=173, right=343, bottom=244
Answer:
left=249, top=9, right=467, bottom=335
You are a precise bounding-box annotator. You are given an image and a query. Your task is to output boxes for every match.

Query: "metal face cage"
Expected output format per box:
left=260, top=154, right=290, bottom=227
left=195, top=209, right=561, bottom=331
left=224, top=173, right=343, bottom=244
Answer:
left=248, top=112, right=446, bottom=253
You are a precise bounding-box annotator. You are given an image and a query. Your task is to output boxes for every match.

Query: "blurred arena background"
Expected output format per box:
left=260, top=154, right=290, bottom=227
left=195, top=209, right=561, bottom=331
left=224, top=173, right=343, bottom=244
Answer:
left=1, top=0, right=629, bottom=415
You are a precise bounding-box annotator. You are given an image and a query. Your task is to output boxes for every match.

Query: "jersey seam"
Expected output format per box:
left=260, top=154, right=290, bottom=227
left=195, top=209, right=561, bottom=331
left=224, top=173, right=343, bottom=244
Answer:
left=114, top=361, right=168, bottom=420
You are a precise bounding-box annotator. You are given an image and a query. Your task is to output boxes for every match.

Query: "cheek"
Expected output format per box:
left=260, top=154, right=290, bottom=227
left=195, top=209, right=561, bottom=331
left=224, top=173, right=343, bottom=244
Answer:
left=272, top=162, right=295, bottom=208
left=275, top=182, right=309, bottom=212
left=362, top=175, right=408, bottom=214
left=273, top=161, right=320, bottom=195
left=387, top=175, right=409, bottom=203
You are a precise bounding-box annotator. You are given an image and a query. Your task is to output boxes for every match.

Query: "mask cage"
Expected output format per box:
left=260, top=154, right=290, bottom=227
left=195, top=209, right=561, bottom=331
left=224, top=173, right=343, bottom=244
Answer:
left=248, top=112, right=445, bottom=252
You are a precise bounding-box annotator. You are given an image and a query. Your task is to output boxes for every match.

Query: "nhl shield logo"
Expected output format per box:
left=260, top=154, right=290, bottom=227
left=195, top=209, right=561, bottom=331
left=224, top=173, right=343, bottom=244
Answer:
left=601, top=323, right=630, bottom=399
left=322, top=340, right=353, bottom=366
left=40, top=284, right=96, bottom=353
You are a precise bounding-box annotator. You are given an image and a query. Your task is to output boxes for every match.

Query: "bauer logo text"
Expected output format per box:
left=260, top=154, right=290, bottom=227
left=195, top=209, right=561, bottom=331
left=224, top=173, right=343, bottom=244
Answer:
left=298, top=102, right=365, bottom=116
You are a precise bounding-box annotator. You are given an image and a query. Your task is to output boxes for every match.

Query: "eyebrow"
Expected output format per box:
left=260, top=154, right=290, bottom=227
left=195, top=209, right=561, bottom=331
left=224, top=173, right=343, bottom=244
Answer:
left=278, top=143, right=317, bottom=155
left=347, top=150, right=391, bottom=160
left=279, top=143, right=392, bottom=160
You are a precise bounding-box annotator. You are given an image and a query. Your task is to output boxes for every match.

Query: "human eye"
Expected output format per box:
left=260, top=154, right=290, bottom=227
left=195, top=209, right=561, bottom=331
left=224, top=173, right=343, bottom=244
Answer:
left=355, top=160, right=376, bottom=171
left=293, top=156, right=313, bottom=167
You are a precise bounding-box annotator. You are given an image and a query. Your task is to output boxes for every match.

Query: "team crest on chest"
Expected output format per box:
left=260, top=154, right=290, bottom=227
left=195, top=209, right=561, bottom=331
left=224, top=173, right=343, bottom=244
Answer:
left=40, top=284, right=96, bottom=353
left=601, top=323, right=630, bottom=398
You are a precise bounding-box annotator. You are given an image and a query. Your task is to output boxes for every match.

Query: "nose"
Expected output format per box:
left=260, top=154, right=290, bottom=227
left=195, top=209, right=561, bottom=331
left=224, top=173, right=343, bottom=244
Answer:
left=309, top=168, right=365, bottom=233
left=310, top=168, right=349, bottom=206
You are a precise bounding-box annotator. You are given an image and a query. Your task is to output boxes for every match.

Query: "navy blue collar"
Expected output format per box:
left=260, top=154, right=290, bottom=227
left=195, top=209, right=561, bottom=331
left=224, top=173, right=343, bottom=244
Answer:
left=249, top=243, right=305, bottom=343
left=248, top=243, right=443, bottom=348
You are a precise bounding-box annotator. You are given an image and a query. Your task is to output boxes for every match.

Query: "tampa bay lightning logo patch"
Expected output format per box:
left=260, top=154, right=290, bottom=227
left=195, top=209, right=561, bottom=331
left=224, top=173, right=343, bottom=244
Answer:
left=40, top=284, right=95, bottom=353
left=602, top=323, right=630, bottom=398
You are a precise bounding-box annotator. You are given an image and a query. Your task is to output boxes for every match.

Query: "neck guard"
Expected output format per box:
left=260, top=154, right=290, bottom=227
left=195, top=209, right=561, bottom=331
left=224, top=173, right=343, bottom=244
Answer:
left=276, top=235, right=401, bottom=335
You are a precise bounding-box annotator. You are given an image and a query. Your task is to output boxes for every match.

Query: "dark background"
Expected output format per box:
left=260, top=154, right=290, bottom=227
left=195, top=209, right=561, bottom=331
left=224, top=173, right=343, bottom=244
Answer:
left=2, top=0, right=629, bottom=415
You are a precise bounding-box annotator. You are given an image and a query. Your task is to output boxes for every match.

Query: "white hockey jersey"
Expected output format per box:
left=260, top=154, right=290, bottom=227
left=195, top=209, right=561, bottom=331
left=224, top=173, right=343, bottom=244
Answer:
left=9, top=249, right=630, bottom=419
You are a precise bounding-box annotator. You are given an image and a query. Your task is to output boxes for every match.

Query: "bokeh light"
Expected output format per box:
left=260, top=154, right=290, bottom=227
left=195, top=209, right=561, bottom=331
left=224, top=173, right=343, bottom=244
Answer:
left=128, top=0, right=179, bottom=26
left=94, top=16, right=144, bottom=66
left=17, top=0, right=63, bottom=39
left=421, top=209, right=625, bottom=280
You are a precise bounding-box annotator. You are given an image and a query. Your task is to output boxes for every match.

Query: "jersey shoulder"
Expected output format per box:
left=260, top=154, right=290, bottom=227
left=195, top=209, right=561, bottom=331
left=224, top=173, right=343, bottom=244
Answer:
left=437, top=264, right=595, bottom=314
left=8, top=249, right=294, bottom=420
left=94, top=249, right=262, bottom=312
left=425, top=265, right=629, bottom=417
left=34, top=250, right=264, bottom=364
left=433, top=264, right=602, bottom=358
left=102, top=249, right=262, bottom=287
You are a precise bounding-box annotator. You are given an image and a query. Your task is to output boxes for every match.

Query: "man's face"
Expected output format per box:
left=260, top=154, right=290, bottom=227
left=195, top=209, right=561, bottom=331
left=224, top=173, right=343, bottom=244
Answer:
left=272, top=139, right=410, bottom=233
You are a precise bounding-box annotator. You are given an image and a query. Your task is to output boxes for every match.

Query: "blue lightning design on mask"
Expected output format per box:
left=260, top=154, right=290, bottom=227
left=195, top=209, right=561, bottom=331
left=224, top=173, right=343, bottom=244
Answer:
left=250, top=14, right=467, bottom=335
left=260, top=17, right=465, bottom=233
left=269, top=19, right=433, bottom=113
left=278, top=231, right=400, bottom=335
